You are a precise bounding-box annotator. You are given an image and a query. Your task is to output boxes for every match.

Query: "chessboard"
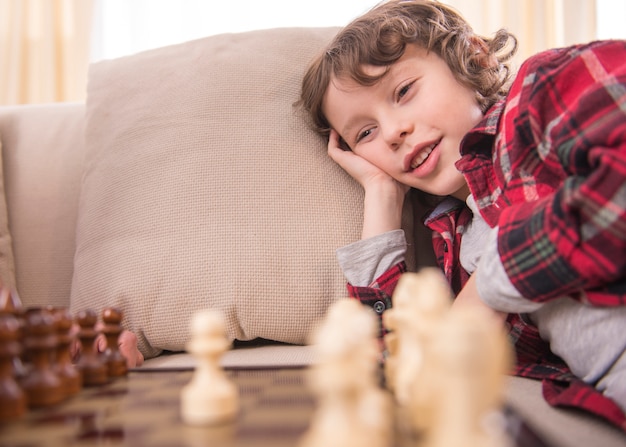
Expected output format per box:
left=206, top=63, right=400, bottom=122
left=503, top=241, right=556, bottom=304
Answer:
left=0, top=367, right=551, bottom=447
left=0, top=278, right=556, bottom=447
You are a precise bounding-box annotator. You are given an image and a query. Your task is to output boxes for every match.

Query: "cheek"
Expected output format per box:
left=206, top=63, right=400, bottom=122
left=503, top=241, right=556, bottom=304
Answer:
left=434, top=79, right=482, bottom=123
left=455, top=89, right=483, bottom=123
left=354, top=145, right=388, bottom=169
left=353, top=147, right=378, bottom=165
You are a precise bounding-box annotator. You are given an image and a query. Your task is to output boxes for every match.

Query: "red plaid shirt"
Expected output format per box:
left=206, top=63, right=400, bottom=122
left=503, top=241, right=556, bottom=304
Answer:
left=348, top=40, right=626, bottom=430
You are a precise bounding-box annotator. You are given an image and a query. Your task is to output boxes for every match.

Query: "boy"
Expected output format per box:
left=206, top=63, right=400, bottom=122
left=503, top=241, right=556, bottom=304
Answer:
left=299, top=0, right=626, bottom=428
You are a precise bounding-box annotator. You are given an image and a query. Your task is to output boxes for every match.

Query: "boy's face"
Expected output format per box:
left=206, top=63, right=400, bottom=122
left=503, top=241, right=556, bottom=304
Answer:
left=323, top=44, right=483, bottom=199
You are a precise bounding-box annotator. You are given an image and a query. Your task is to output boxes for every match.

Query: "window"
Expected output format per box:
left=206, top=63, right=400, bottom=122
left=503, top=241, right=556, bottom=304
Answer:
left=596, top=0, right=626, bottom=40
left=90, top=0, right=379, bottom=62
left=91, top=0, right=626, bottom=62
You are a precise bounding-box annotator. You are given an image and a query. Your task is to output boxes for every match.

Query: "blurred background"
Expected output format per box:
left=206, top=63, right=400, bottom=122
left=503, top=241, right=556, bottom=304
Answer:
left=1, top=0, right=625, bottom=105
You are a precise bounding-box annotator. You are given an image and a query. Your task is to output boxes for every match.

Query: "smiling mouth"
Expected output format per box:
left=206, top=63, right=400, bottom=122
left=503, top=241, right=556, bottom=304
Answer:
left=410, top=142, right=437, bottom=170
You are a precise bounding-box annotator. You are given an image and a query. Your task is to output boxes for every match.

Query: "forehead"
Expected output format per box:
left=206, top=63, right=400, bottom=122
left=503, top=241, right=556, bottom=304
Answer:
left=324, top=44, right=430, bottom=102
left=323, top=74, right=377, bottom=127
left=322, top=45, right=430, bottom=130
left=321, top=73, right=386, bottom=147
left=333, top=43, right=428, bottom=82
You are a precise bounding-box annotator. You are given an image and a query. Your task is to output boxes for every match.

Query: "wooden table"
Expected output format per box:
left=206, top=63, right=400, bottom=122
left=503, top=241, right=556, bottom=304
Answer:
left=0, top=367, right=551, bottom=447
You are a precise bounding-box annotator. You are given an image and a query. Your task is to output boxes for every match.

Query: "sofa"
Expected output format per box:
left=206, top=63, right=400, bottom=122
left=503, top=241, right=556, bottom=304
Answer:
left=0, top=27, right=624, bottom=447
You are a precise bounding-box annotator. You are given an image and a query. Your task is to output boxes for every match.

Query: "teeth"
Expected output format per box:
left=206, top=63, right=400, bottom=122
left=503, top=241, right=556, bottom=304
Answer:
left=410, top=144, right=435, bottom=169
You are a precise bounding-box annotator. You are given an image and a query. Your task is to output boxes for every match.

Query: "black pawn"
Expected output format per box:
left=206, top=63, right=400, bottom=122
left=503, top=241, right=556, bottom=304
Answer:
left=0, top=313, right=26, bottom=421
left=0, top=284, right=27, bottom=379
left=20, top=309, right=64, bottom=407
left=102, top=307, right=127, bottom=378
left=50, top=308, right=82, bottom=396
left=75, top=310, right=108, bottom=386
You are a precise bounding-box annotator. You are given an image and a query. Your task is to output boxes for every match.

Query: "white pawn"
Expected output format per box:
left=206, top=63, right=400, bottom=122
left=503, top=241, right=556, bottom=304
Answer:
left=181, top=310, right=238, bottom=425
left=300, top=299, right=392, bottom=447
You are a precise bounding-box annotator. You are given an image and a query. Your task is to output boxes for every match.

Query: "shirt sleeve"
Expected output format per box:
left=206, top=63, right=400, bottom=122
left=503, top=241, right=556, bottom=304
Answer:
left=476, top=226, right=543, bottom=313
left=336, top=229, right=406, bottom=287
left=459, top=194, right=492, bottom=274
left=335, top=230, right=408, bottom=335
left=496, top=41, right=626, bottom=305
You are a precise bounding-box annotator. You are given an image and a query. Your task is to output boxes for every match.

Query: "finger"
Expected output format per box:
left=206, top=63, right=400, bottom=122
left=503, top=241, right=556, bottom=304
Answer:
left=120, top=346, right=135, bottom=367
left=95, top=333, right=107, bottom=352
left=119, top=345, right=144, bottom=368
left=118, top=340, right=134, bottom=367
left=134, top=350, right=145, bottom=367
left=118, top=330, right=143, bottom=368
left=328, top=131, right=355, bottom=165
left=69, top=322, right=80, bottom=338
left=327, top=128, right=344, bottom=151
left=69, top=338, right=81, bottom=362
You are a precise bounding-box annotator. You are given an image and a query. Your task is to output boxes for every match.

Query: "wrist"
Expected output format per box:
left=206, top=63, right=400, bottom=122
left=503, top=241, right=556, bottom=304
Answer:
left=361, top=181, right=406, bottom=239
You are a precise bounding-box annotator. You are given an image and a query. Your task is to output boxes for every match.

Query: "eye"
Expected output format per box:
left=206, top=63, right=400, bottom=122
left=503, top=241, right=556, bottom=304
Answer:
left=396, top=81, right=414, bottom=100
left=356, top=128, right=373, bottom=143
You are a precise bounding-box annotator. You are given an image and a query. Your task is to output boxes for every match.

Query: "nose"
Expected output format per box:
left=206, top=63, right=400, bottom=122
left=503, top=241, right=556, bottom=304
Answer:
left=382, top=116, right=412, bottom=151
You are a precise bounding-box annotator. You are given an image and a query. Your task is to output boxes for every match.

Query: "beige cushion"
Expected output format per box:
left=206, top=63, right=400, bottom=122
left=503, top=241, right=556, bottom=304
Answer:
left=0, top=137, right=15, bottom=291
left=70, top=27, right=419, bottom=359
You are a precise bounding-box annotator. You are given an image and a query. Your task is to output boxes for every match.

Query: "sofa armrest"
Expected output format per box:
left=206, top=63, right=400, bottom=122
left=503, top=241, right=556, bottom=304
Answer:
left=0, top=102, right=86, bottom=308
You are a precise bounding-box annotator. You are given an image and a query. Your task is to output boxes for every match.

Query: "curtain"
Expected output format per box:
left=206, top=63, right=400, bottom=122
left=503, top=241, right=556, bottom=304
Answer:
left=0, top=0, right=93, bottom=105
left=442, top=0, right=597, bottom=69
left=0, top=0, right=599, bottom=105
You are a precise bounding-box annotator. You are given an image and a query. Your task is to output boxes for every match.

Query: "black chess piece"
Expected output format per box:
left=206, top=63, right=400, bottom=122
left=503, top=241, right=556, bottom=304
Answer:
left=102, top=307, right=128, bottom=377
left=49, top=307, right=82, bottom=396
left=20, top=308, right=65, bottom=407
left=75, top=310, right=108, bottom=386
left=0, top=313, right=26, bottom=421
left=0, top=284, right=27, bottom=379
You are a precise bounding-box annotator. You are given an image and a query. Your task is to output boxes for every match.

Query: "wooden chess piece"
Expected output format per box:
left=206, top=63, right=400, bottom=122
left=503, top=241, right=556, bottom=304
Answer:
left=423, top=307, right=513, bottom=447
left=381, top=308, right=398, bottom=392
left=101, top=307, right=127, bottom=377
left=20, top=308, right=65, bottom=407
left=180, top=309, right=238, bottom=425
left=49, top=307, right=82, bottom=396
left=0, top=283, right=23, bottom=315
left=0, top=313, right=26, bottom=421
left=0, top=284, right=27, bottom=379
left=300, top=299, right=393, bottom=447
left=388, top=267, right=452, bottom=437
left=75, top=310, right=108, bottom=386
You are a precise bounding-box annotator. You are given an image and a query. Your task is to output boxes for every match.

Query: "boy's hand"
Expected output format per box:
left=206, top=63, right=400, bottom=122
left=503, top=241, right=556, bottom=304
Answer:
left=70, top=323, right=145, bottom=368
left=115, top=330, right=144, bottom=367
left=328, top=129, right=408, bottom=239
left=454, top=273, right=507, bottom=325
left=328, top=129, right=408, bottom=195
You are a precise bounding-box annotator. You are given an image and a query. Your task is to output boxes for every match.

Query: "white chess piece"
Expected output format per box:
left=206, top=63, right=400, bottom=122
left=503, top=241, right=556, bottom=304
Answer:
left=300, top=299, right=393, bottom=447
left=381, top=304, right=399, bottom=393
left=424, top=306, right=513, bottom=447
left=387, top=268, right=453, bottom=435
left=180, top=309, right=238, bottom=425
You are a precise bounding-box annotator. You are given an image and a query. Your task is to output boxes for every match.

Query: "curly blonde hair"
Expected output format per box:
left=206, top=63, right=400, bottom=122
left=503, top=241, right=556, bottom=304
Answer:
left=300, top=0, right=517, bottom=137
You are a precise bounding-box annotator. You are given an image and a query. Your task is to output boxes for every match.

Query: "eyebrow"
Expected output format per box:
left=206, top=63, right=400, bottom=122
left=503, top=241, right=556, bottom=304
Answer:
left=340, top=118, right=360, bottom=144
